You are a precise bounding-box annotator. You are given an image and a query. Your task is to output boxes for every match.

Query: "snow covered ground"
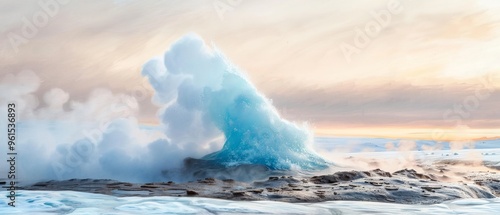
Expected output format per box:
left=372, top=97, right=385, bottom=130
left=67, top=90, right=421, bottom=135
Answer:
left=0, top=191, right=499, bottom=214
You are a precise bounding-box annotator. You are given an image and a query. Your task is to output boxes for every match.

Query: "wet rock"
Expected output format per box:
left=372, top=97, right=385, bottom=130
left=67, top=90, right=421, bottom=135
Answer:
left=421, top=185, right=442, bottom=192
left=266, top=187, right=279, bottom=192
left=385, top=185, right=399, bottom=191
left=186, top=190, right=198, bottom=195
left=310, top=171, right=366, bottom=184
left=248, top=189, right=264, bottom=194
left=222, top=179, right=235, bottom=183
left=141, top=184, right=159, bottom=189
left=231, top=191, right=245, bottom=197
left=199, top=178, right=216, bottom=184
left=33, top=182, right=49, bottom=187
left=162, top=181, right=174, bottom=185
left=393, top=169, right=433, bottom=180
left=314, top=191, right=326, bottom=198
left=18, top=165, right=500, bottom=205
left=371, top=169, right=392, bottom=177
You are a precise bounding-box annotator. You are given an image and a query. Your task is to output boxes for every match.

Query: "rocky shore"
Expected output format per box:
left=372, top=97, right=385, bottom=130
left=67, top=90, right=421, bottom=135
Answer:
left=17, top=167, right=500, bottom=205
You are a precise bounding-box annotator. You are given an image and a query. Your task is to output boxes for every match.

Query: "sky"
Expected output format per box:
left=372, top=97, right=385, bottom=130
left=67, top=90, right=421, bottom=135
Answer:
left=1, top=0, right=500, bottom=140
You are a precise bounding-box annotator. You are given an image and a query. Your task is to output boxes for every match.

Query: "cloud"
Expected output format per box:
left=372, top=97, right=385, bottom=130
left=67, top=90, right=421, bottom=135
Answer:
left=0, top=70, right=40, bottom=117
left=267, top=77, right=500, bottom=128
left=2, top=1, right=500, bottom=134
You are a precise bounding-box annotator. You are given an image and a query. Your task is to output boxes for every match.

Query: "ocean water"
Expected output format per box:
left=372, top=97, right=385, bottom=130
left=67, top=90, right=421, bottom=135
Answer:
left=0, top=191, right=499, bottom=214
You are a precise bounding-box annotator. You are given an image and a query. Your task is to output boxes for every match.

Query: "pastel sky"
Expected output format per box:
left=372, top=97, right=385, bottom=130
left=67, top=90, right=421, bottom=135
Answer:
left=1, top=0, right=500, bottom=140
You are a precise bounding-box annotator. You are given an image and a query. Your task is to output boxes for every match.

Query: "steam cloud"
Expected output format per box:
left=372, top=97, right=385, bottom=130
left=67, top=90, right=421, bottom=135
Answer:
left=143, top=34, right=328, bottom=170
left=0, top=34, right=327, bottom=183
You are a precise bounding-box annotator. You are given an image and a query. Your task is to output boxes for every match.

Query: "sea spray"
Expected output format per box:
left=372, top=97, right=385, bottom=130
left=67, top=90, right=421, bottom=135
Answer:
left=143, top=34, right=328, bottom=170
left=0, top=34, right=328, bottom=183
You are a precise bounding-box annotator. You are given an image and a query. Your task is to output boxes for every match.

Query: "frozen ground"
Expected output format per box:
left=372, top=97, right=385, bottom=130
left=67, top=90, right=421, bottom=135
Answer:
left=0, top=191, right=499, bottom=214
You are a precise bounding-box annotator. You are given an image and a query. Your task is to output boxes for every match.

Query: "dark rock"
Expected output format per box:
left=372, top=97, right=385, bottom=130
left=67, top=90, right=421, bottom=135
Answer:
left=186, top=190, right=198, bottom=195
left=232, top=191, right=245, bottom=197
left=371, top=169, right=392, bottom=177
left=160, top=181, right=174, bottom=185
left=199, top=178, right=216, bottom=184
left=266, top=187, right=279, bottom=192
left=385, top=185, right=399, bottom=191
left=421, top=185, right=442, bottom=192
left=222, top=179, right=235, bottom=183
left=33, top=182, right=49, bottom=187
left=393, top=169, right=433, bottom=180
left=141, top=185, right=159, bottom=189
left=310, top=171, right=367, bottom=184
left=248, top=189, right=264, bottom=194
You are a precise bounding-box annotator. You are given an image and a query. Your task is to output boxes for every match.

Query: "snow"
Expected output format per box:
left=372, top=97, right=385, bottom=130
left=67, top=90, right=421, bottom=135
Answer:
left=1, top=191, right=499, bottom=214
